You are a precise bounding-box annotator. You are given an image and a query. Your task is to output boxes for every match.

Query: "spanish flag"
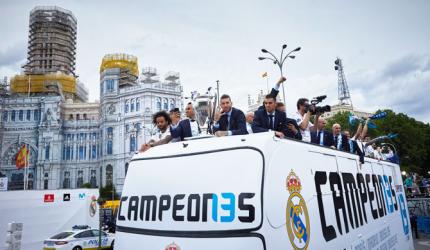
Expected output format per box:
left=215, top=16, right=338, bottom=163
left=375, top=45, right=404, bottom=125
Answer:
left=16, top=145, right=29, bottom=169
left=262, top=72, right=268, bottom=78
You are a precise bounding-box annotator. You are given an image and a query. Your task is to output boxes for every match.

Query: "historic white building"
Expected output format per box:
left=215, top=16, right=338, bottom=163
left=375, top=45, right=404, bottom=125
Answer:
left=0, top=6, right=183, bottom=193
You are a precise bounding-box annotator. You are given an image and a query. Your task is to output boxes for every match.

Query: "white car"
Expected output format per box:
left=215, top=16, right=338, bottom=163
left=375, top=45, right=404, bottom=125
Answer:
left=43, top=228, right=114, bottom=250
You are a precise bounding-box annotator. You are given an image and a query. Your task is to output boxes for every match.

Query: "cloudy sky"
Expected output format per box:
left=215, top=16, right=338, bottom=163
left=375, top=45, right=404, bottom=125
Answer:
left=1, top=0, right=429, bottom=122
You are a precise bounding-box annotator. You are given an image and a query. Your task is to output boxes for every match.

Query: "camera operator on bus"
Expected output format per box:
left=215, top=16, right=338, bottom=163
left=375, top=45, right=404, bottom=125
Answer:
left=292, top=98, right=320, bottom=142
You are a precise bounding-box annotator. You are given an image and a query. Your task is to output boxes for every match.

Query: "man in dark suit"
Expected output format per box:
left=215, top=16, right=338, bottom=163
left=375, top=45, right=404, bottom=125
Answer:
left=331, top=123, right=350, bottom=152
left=252, top=94, right=302, bottom=140
left=170, top=102, right=201, bottom=141
left=257, top=76, right=285, bottom=111
left=213, top=94, right=247, bottom=136
left=310, top=117, right=334, bottom=147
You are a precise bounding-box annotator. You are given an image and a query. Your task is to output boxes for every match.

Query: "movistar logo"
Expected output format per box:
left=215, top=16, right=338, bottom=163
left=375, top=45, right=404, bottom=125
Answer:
left=118, top=193, right=256, bottom=223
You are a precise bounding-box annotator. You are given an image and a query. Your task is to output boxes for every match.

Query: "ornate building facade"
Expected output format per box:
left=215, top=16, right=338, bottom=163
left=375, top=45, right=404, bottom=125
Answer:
left=0, top=6, right=183, bottom=193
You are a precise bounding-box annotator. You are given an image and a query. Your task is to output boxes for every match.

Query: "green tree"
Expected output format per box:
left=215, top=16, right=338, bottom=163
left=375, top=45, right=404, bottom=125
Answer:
left=100, top=184, right=120, bottom=200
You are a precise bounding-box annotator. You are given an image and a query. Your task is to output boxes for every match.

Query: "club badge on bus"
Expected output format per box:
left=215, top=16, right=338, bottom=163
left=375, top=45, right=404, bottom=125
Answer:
left=286, top=170, right=310, bottom=250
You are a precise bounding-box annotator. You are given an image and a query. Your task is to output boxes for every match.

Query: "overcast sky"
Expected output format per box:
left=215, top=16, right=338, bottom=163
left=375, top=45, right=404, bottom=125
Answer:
left=1, top=0, right=429, bottom=122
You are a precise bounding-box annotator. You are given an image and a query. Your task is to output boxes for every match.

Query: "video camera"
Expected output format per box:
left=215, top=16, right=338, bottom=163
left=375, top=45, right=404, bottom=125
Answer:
left=305, top=95, right=331, bottom=115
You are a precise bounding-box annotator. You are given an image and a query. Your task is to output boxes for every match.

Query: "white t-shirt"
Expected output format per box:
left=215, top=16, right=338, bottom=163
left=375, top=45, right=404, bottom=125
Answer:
left=293, top=111, right=313, bottom=142
left=150, top=126, right=171, bottom=142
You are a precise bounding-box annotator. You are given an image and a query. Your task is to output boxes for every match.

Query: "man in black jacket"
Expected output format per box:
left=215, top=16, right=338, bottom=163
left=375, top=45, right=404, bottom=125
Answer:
left=252, top=94, right=301, bottom=140
left=310, top=117, right=333, bottom=147
left=213, top=94, right=247, bottom=136
left=331, top=123, right=350, bottom=152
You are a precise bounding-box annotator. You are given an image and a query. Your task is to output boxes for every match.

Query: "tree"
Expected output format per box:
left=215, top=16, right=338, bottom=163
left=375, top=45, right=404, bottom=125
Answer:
left=100, top=184, right=120, bottom=200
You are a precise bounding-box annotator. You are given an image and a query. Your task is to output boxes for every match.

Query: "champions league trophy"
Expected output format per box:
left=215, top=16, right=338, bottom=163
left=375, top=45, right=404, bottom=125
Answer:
left=187, top=87, right=217, bottom=135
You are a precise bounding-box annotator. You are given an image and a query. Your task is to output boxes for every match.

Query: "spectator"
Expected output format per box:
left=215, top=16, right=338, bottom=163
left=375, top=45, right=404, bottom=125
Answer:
left=170, top=102, right=201, bottom=141
left=139, top=111, right=172, bottom=152
left=213, top=94, right=247, bottom=136
left=410, top=209, right=418, bottom=239
left=169, top=108, right=181, bottom=126
left=292, top=98, right=318, bottom=142
left=252, top=94, right=301, bottom=140
left=331, top=123, right=350, bottom=152
left=310, top=117, right=333, bottom=147
left=245, top=112, right=254, bottom=134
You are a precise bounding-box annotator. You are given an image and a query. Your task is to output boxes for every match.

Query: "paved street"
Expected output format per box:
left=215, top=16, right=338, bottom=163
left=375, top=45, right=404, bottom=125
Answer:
left=413, top=233, right=430, bottom=250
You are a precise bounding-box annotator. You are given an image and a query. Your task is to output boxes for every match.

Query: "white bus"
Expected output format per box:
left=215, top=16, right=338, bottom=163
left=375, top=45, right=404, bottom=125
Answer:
left=115, top=132, right=413, bottom=250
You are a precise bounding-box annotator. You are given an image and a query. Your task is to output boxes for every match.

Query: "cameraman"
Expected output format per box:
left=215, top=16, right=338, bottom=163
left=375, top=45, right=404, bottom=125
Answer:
left=293, top=98, right=320, bottom=142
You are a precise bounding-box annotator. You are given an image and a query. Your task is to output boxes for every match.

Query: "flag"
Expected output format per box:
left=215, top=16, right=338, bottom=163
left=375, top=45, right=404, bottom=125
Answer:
left=367, top=121, right=377, bottom=129
left=370, top=111, right=387, bottom=120
left=262, top=72, right=268, bottom=78
left=16, top=145, right=29, bottom=169
left=348, top=113, right=360, bottom=125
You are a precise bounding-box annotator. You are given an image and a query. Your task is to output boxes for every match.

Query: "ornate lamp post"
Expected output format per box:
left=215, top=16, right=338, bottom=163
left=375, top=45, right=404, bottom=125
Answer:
left=258, top=44, right=301, bottom=108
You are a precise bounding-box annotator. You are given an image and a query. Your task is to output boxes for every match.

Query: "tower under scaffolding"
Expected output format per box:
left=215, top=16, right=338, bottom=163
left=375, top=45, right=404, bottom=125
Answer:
left=100, top=53, right=139, bottom=88
left=334, top=58, right=352, bottom=106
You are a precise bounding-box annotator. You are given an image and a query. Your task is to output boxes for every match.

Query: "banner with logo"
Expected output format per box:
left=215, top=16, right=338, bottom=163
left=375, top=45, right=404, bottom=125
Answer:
left=0, top=177, right=8, bottom=191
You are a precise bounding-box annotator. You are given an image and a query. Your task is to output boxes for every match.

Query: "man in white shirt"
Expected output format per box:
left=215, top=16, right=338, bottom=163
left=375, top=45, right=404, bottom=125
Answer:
left=292, top=98, right=318, bottom=142
left=139, top=111, right=172, bottom=152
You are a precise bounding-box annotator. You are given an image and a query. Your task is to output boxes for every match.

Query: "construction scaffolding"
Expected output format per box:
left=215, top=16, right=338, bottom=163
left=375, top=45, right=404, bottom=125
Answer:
left=25, top=6, right=77, bottom=76
left=100, top=54, right=139, bottom=87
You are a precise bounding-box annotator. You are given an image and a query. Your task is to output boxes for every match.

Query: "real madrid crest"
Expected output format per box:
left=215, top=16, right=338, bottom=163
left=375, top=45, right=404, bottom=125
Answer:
left=286, top=170, right=310, bottom=250
left=165, top=242, right=181, bottom=250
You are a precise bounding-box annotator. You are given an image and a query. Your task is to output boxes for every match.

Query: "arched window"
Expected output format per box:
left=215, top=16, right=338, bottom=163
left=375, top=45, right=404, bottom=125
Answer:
left=107, top=127, right=113, bottom=155
left=107, top=127, right=113, bottom=139
left=163, top=98, right=168, bottom=110
left=125, top=100, right=129, bottom=113
left=156, top=98, right=161, bottom=111
left=130, top=99, right=135, bottom=112
left=170, top=99, right=175, bottom=110
left=136, top=98, right=140, bottom=111
left=106, top=165, right=113, bottom=186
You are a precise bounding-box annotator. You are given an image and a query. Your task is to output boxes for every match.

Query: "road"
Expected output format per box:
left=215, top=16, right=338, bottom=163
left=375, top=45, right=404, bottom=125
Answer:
left=413, top=233, right=430, bottom=250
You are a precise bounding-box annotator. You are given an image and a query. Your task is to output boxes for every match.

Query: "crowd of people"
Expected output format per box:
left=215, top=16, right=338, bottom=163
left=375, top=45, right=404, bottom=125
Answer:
left=139, top=77, right=398, bottom=163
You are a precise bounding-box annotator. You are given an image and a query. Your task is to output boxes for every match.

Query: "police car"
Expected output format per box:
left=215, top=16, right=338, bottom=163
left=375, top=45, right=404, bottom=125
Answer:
left=43, top=226, right=114, bottom=250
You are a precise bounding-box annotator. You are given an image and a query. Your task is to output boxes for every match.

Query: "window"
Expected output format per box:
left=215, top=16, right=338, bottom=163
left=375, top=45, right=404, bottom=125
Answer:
left=77, top=170, right=83, bottom=188
left=63, top=171, right=70, bottom=188
left=11, top=111, right=16, bottom=121
left=45, top=145, right=50, bottom=160
left=26, top=110, right=31, bottom=121
left=79, top=146, right=85, bottom=160
left=170, top=99, right=175, bottom=110
left=107, top=127, right=113, bottom=139
left=125, top=162, right=129, bottom=176
left=90, top=170, right=97, bottom=188
left=91, top=145, right=97, bottom=159
left=130, top=135, right=136, bottom=152
left=75, top=230, right=93, bottom=238
left=18, top=110, right=23, bottom=121
left=130, top=99, right=135, bottom=112
left=106, top=165, right=113, bottom=186
left=156, top=98, right=161, bottom=111
left=66, top=146, right=71, bottom=160
left=125, top=100, right=129, bottom=113
left=106, top=79, right=115, bottom=92
left=44, top=173, right=49, bottom=190
left=136, top=98, right=140, bottom=111
left=107, top=141, right=113, bottom=155
left=163, top=98, right=168, bottom=110
left=2, top=111, right=7, bottom=122
left=34, top=110, right=40, bottom=121
left=125, top=124, right=129, bottom=133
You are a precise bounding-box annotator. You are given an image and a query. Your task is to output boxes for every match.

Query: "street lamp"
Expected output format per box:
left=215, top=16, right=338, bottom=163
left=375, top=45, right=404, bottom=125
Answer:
left=258, top=44, right=301, bottom=107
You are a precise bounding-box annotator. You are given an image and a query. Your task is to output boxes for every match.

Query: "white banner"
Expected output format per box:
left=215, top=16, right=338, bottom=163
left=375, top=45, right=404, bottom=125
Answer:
left=0, top=177, right=8, bottom=191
